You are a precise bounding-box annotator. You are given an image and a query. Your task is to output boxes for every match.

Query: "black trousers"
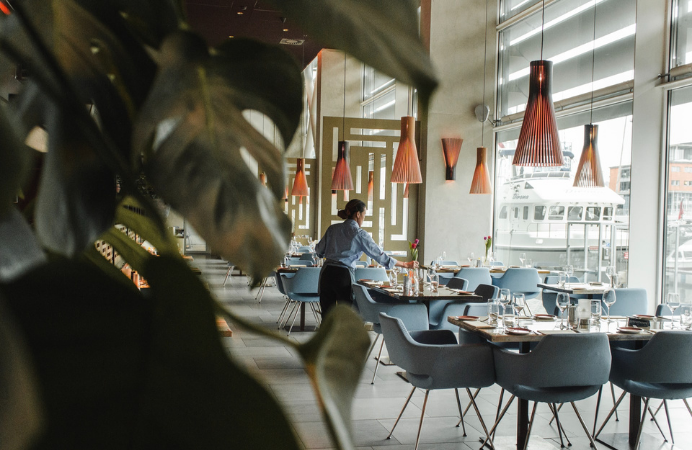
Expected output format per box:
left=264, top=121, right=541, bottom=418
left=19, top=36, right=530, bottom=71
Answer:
left=319, top=265, right=353, bottom=317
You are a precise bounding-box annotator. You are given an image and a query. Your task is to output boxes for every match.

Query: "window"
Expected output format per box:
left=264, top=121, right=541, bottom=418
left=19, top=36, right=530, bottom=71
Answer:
left=686, top=181, right=691, bottom=186
left=603, top=207, right=613, bottom=220
left=672, top=166, right=681, bottom=172
left=620, top=181, right=631, bottom=191
left=620, top=167, right=631, bottom=178
left=568, top=206, right=583, bottom=220
left=523, top=206, right=529, bottom=220
left=499, top=205, right=508, bottom=219
left=670, top=0, right=692, bottom=73
left=513, top=207, right=519, bottom=219
left=586, top=207, right=601, bottom=221
left=534, top=206, right=546, bottom=220
left=549, top=206, right=565, bottom=220
left=362, top=66, right=397, bottom=120
left=672, top=180, right=681, bottom=186
left=685, top=167, right=692, bottom=173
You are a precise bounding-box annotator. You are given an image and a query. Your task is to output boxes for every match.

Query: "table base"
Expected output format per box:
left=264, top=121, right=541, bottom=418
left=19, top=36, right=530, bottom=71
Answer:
left=596, top=432, right=662, bottom=450
left=479, top=435, right=555, bottom=450
left=375, top=356, right=395, bottom=365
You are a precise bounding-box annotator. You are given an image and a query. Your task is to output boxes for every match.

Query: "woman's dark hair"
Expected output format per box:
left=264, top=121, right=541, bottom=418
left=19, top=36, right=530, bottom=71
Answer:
left=337, top=199, right=366, bottom=220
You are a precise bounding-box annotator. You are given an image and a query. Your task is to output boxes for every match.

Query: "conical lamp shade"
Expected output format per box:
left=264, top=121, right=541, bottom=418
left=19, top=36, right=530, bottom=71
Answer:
left=331, top=141, right=354, bottom=190
left=441, top=138, right=463, bottom=180
left=291, top=158, right=309, bottom=198
left=391, top=116, right=423, bottom=183
left=367, top=171, right=374, bottom=201
left=259, top=172, right=267, bottom=187
left=573, top=124, right=604, bottom=187
left=512, top=60, right=563, bottom=167
left=403, top=183, right=409, bottom=199
left=470, top=147, right=492, bottom=194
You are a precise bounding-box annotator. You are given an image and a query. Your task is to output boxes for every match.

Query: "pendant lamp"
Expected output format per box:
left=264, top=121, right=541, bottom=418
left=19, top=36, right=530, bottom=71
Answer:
left=291, top=158, right=309, bottom=204
left=512, top=60, right=563, bottom=167
left=259, top=172, right=267, bottom=187
left=403, top=183, right=409, bottom=199
left=391, top=116, right=422, bottom=183
left=367, top=171, right=374, bottom=201
left=331, top=141, right=354, bottom=191
left=470, top=147, right=492, bottom=194
left=441, top=138, right=462, bottom=181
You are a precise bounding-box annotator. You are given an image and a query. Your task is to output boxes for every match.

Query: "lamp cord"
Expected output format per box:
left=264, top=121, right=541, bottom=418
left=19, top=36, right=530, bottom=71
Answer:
left=342, top=53, right=346, bottom=141
left=481, top=0, right=489, bottom=146
left=590, top=2, right=596, bottom=125
left=540, top=0, right=545, bottom=60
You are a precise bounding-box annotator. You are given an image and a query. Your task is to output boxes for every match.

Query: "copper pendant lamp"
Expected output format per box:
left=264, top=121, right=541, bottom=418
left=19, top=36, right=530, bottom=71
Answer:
left=573, top=125, right=604, bottom=187
left=441, top=138, right=462, bottom=181
left=512, top=60, right=563, bottom=167
left=367, top=170, right=374, bottom=201
left=470, top=147, right=492, bottom=194
left=391, top=116, right=422, bottom=184
left=331, top=141, right=354, bottom=191
left=259, top=172, right=267, bottom=187
left=291, top=158, right=309, bottom=204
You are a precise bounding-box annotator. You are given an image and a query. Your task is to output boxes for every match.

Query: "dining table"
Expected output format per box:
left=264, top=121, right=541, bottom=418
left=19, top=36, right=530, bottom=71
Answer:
left=538, top=282, right=609, bottom=297
left=422, top=264, right=552, bottom=275
left=357, top=279, right=483, bottom=305
left=447, top=315, right=654, bottom=450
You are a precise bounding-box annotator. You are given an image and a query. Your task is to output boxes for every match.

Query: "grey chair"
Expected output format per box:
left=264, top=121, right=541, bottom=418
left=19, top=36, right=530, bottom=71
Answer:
left=428, top=283, right=499, bottom=332
left=379, top=313, right=495, bottom=450
left=607, top=288, right=648, bottom=316
left=299, top=253, right=315, bottom=260
left=486, top=334, right=611, bottom=450
left=594, top=331, right=692, bottom=448
left=355, top=260, right=368, bottom=268
left=354, top=267, right=389, bottom=282
left=352, top=284, right=428, bottom=384
left=446, top=277, right=469, bottom=290
left=541, top=275, right=581, bottom=314
left=491, top=268, right=542, bottom=300
left=281, top=268, right=321, bottom=335
left=427, top=278, right=468, bottom=330
left=453, top=267, right=492, bottom=291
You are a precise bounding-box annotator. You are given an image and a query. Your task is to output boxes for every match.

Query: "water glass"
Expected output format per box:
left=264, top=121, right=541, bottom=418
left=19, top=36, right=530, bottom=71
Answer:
left=430, top=271, right=439, bottom=293
left=487, top=301, right=500, bottom=327
left=525, top=258, right=532, bottom=268
left=565, top=265, right=574, bottom=287
left=556, top=292, right=570, bottom=329
left=606, top=266, right=616, bottom=287
left=591, top=300, right=602, bottom=327
left=602, top=287, right=616, bottom=323
left=558, top=271, right=567, bottom=288
left=503, top=308, right=516, bottom=329
left=519, top=252, right=526, bottom=267
left=389, top=270, right=398, bottom=288
left=682, top=307, right=692, bottom=330
left=468, top=252, right=475, bottom=264
left=667, top=292, right=681, bottom=328
left=512, top=293, right=526, bottom=317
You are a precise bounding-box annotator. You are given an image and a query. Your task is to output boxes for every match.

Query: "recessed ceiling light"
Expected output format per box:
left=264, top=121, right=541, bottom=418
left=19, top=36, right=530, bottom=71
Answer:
left=228, top=35, right=234, bottom=38
left=283, top=28, right=289, bottom=32
left=237, top=11, right=243, bottom=15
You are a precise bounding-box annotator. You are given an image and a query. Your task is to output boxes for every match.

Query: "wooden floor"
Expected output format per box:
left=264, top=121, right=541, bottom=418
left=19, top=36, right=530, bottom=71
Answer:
left=194, top=257, right=692, bottom=450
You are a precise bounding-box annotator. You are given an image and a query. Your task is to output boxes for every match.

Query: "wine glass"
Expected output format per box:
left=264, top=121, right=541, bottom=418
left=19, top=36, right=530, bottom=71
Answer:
left=565, top=265, right=574, bottom=287
left=513, top=293, right=526, bottom=317
left=603, top=286, right=617, bottom=324
left=467, top=252, right=475, bottom=264
left=605, top=266, right=616, bottom=287
left=558, top=271, right=567, bottom=288
left=667, top=292, right=681, bottom=328
left=430, top=271, right=440, bottom=293
left=519, top=253, right=527, bottom=267
left=591, top=300, right=602, bottom=328
left=556, top=293, right=571, bottom=329
left=499, top=289, right=511, bottom=329
left=442, top=251, right=447, bottom=261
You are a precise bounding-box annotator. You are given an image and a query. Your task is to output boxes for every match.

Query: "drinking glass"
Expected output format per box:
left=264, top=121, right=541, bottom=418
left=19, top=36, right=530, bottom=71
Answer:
left=519, top=253, right=526, bottom=267
left=503, top=308, right=516, bottom=329
left=565, top=265, right=574, bottom=287
left=556, top=293, right=570, bottom=329
left=591, top=300, right=602, bottom=327
left=512, top=293, right=526, bottom=317
left=682, top=307, right=692, bottom=330
left=525, top=258, right=533, bottom=268
left=467, top=252, right=475, bottom=264
left=558, top=271, right=567, bottom=288
left=602, top=287, right=616, bottom=324
left=442, top=251, right=447, bottom=261
left=667, top=292, right=681, bottom=328
left=389, top=270, right=398, bottom=288
left=487, top=301, right=500, bottom=327
left=430, top=271, right=439, bottom=293
left=605, top=266, right=616, bottom=287
left=499, top=289, right=511, bottom=329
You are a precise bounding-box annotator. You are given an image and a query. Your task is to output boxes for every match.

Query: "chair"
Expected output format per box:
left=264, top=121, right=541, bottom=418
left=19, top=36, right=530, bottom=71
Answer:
left=354, top=267, right=389, bottom=282
left=276, top=272, right=296, bottom=328
left=453, top=267, right=491, bottom=291
left=286, top=257, right=314, bottom=267
left=594, top=332, right=692, bottom=448
left=490, top=261, right=504, bottom=267
left=352, top=284, right=428, bottom=384
left=487, top=334, right=611, bottom=450
left=281, top=268, right=321, bottom=335
left=297, top=246, right=312, bottom=253
left=446, top=277, right=468, bottom=290
left=541, top=275, right=581, bottom=315
left=299, top=253, right=315, bottom=260
left=222, top=262, right=235, bottom=287
left=492, top=268, right=541, bottom=300
left=607, top=288, right=648, bottom=316
left=428, top=283, right=499, bottom=333
left=354, top=260, right=368, bottom=268
left=379, top=313, right=495, bottom=450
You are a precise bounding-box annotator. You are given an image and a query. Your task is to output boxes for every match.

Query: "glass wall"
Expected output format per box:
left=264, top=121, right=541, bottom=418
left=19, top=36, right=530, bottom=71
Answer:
left=671, top=0, right=692, bottom=71
left=663, top=86, right=692, bottom=303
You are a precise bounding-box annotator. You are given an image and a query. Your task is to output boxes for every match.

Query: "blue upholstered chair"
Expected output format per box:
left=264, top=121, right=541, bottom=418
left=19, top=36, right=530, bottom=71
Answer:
left=607, top=288, right=648, bottom=316
left=541, top=275, right=581, bottom=314
left=286, top=257, right=314, bottom=267
left=352, top=284, right=428, bottom=384
left=594, top=332, right=692, bottom=448
left=492, top=268, right=541, bottom=300
left=453, top=267, right=492, bottom=291
left=354, top=260, right=368, bottom=268
left=297, top=246, right=312, bottom=253
left=299, top=253, right=315, bottom=260
left=275, top=272, right=295, bottom=328
left=428, top=283, right=499, bottom=333
left=487, top=334, right=611, bottom=450
left=379, top=313, right=495, bottom=450
left=354, top=267, right=389, bottom=282
left=426, top=278, right=468, bottom=329
left=281, top=268, right=321, bottom=335
left=429, top=260, right=459, bottom=286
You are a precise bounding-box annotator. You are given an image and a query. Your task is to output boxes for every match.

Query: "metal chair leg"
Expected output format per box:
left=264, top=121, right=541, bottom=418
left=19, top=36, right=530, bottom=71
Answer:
left=570, top=402, right=599, bottom=450
left=592, top=386, right=603, bottom=436
left=610, top=382, right=620, bottom=421
left=454, top=388, right=467, bottom=436
left=550, top=403, right=571, bottom=448
left=684, top=398, right=692, bottom=418
left=548, top=402, right=564, bottom=425
left=634, top=398, right=651, bottom=450
left=595, top=390, right=627, bottom=439
left=646, top=403, right=668, bottom=442
left=365, top=334, right=379, bottom=363
left=277, top=298, right=291, bottom=325
left=651, top=400, right=664, bottom=420
left=462, top=388, right=481, bottom=419
left=467, top=388, right=494, bottom=448
left=663, top=399, right=674, bottom=444
left=492, top=388, right=505, bottom=439
left=281, top=301, right=299, bottom=329
left=371, top=338, right=385, bottom=384
left=480, top=394, right=515, bottom=448
left=414, top=390, right=430, bottom=450
left=387, top=386, right=416, bottom=439
left=222, top=265, right=234, bottom=286
left=287, top=301, right=302, bottom=335
left=523, top=401, right=538, bottom=450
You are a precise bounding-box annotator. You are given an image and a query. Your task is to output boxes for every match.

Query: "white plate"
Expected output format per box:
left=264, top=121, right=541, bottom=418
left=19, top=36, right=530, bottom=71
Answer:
left=506, top=327, right=531, bottom=335
left=617, top=326, right=642, bottom=334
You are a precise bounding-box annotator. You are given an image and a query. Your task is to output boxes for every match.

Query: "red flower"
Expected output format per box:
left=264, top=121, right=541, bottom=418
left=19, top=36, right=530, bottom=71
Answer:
left=412, top=242, right=417, bottom=249
left=484, top=237, right=487, bottom=240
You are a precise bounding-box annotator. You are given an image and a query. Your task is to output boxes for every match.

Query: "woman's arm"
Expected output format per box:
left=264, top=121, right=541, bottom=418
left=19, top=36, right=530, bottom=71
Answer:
left=356, top=229, right=418, bottom=269
left=395, top=259, right=419, bottom=269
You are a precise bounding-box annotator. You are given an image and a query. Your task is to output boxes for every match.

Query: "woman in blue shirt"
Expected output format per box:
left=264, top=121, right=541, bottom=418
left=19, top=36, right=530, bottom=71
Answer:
left=315, top=199, right=418, bottom=316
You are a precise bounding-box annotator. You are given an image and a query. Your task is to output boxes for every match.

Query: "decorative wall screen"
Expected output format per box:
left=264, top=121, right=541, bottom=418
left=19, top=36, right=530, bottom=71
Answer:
left=284, top=157, right=316, bottom=237
left=320, top=117, right=418, bottom=257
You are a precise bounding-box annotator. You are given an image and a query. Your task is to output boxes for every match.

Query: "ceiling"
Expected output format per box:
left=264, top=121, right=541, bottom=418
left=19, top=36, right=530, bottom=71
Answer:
left=184, top=0, right=321, bottom=69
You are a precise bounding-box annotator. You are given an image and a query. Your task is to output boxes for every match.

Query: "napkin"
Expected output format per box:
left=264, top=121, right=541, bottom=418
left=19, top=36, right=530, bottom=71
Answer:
left=537, top=329, right=577, bottom=335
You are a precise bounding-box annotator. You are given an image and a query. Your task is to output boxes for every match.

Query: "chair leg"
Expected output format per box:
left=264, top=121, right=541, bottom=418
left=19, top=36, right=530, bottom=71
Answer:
left=493, top=388, right=505, bottom=440
left=592, top=386, right=603, bottom=436
left=371, top=338, right=385, bottom=384
left=610, top=382, right=620, bottom=421
left=651, top=400, right=664, bottom=421
left=454, top=388, right=467, bottom=436
left=387, top=386, right=416, bottom=439
left=467, top=388, right=494, bottom=448
left=523, top=401, right=538, bottom=450
left=481, top=394, right=515, bottom=448
left=365, top=334, right=379, bottom=363
left=570, top=402, right=599, bottom=450
left=663, top=399, right=674, bottom=444
left=646, top=402, right=668, bottom=442
left=414, top=390, right=430, bottom=450
left=550, top=403, right=571, bottom=448
left=684, top=398, right=692, bottom=418
left=276, top=298, right=291, bottom=325
left=222, top=265, right=234, bottom=286
left=287, top=302, right=302, bottom=335
left=548, top=402, right=564, bottom=425
left=595, top=390, right=627, bottom=439
left=462, top=388, right=481, bottom=419
left=634, top=398, right=651, bottom=450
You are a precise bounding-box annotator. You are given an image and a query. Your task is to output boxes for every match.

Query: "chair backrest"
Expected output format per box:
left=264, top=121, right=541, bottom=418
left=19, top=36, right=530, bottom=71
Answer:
left=299, top=253, right=315, bottom=260
left=454, top=268, right=492, bottom=291
left=656, top=303, right=685, bottom=316
left=297, top=246, right=312, bottom=253
left=492, top=268, right=541, bottom=298
left=490, top=261, right=504, bottom=267
left=286, top=258, right=313, bottom=267
left=474, top=284, right=499, bottom=301
left=354, top=261, right=368, bottom=268
left=620, top=331, right=692, bottom=384
left=446, top=278, right=469, bottom=290
left=275, top=272, right=295, bottom=296
left=354, top=267, right=389, bottom=282
left=607, top=288, right=648, bottom=316
left=352, top=285, right=428, bottom=330
left=430, top=260, right=459, bottom=266
left=281, top=268, right=320, bottom=295
left=544, top=275, right=580, bottom=285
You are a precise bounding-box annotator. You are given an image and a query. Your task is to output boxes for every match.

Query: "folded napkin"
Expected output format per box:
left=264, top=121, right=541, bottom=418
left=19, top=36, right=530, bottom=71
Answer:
left=537, top=329, right=577, bottom=335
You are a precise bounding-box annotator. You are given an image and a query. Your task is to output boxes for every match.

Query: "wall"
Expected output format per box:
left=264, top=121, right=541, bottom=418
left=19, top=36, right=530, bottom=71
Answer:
left=418, top=0, right=497, bottom=264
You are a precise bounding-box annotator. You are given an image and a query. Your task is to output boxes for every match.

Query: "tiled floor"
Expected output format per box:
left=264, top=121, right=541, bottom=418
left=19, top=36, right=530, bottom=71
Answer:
left=196, top=257, right=692, bottom=449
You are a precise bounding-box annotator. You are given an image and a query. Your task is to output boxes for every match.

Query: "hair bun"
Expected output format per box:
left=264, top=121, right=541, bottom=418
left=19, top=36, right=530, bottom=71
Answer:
left=337, top=209, right=348, bottom=220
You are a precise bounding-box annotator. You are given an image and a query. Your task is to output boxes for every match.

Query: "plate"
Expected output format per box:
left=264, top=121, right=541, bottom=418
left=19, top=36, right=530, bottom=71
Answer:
left=534, top=314, right=557, bottom=321
left=507, top=327, right=531, bottom=335
left=634, top=314, right=655, bottom=319
left=617, top=326, right=642, bottom=334
left=454, top=315, right=479, bottom=321
left=358, top=279, right=374, bottom=283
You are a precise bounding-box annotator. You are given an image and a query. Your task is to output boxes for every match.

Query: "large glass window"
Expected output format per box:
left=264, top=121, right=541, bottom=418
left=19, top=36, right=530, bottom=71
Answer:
left=497, top=0, right=636, bottom=118
left=671, top=0, right=692, bottom=71
left=663, top=85, right=692, bottom=303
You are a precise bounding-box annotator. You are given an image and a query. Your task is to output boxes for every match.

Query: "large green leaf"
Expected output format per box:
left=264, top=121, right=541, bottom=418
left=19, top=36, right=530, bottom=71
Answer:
left=0, top=297, right=42, bottom=450
left=114, top=196, right=179, bottom=257
left=1, top=257, right=301, bottom=449
left=265, top=0, right=438, bottom=99
left=0, top=208, right=46, bottom=282
left=0, top=103, right=29, bottom=216
left=133, top=32, right=299, bottom=278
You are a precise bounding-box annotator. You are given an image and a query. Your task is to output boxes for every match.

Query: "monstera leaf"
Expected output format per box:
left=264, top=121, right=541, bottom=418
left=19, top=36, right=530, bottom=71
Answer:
left=133, top=32, right=302, bottom=278
left=266, top=0, right=438, bottom=99
left=0, top=104, right=28, bottom=216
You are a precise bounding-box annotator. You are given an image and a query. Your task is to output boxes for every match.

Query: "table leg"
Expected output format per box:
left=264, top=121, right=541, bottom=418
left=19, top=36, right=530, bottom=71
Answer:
left=629, top=339, right=645, bottom=445
left=300, top=302, right=306, bottom=331
left=517, top=342, right=531, bottom=449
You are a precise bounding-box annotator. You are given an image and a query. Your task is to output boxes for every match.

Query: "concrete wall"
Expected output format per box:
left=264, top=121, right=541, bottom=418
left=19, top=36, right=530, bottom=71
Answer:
left=418, top=0, right=496, bottom=264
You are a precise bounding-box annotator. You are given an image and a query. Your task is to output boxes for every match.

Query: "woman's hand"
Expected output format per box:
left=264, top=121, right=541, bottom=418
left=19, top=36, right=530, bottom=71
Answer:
left=405, top=260, right=419, bottom=269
